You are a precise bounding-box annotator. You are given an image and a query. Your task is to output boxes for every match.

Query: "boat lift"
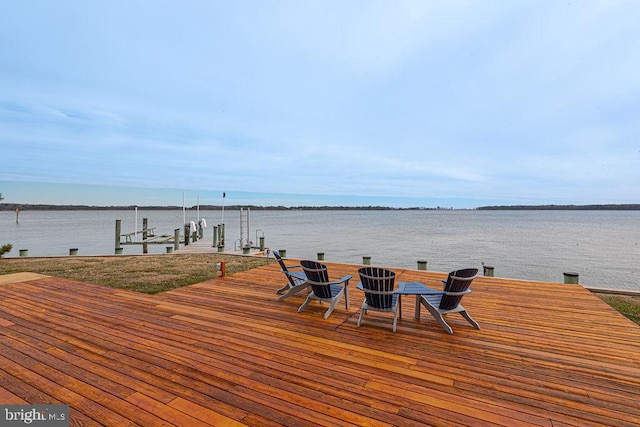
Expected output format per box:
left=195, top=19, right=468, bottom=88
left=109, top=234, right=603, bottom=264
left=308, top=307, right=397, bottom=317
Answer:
left=234, top=208, right=266, bottom=252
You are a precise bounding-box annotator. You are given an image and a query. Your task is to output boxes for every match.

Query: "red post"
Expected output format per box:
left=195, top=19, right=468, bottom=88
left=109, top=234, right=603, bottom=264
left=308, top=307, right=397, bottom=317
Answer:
left=217, top=261, right=226, bottom=278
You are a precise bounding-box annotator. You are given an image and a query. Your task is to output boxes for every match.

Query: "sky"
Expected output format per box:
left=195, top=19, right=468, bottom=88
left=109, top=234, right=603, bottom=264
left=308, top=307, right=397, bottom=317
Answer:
left=1, top=1, right=639, bottom=208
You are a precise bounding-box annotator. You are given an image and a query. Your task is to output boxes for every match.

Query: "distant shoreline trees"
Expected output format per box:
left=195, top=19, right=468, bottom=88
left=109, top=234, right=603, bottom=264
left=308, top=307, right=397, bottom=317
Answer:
left=476, top=204, right=640, bottom=211
left=0, top=202, right=639, bottom=211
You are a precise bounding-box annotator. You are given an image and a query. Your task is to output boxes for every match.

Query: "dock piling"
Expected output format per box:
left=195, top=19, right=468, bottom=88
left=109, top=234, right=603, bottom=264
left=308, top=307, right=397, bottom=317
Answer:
left=417, top=260, right=427, bottom=270
left=563, top=272, right=579, bottom=284
left=483, top=266, right=495, bottom=277
left=363, top=256, right=371, bottom=265
left=142, top=218, right=149, bottom=254
left=174, top=229, right=180, bottom=251
left=115, top=220, right=122, bottom=250
left=184, top=224, right=190, bottom=245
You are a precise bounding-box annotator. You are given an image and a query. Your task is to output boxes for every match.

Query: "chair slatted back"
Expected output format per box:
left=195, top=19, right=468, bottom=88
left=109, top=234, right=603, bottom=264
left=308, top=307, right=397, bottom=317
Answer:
left=440, top=268, right=478, bottom=310
left=358, top=267, right=396, bottom=309
left=274, top=251, right=297, bottom=287
left=300, top=260, right=332, bottom=299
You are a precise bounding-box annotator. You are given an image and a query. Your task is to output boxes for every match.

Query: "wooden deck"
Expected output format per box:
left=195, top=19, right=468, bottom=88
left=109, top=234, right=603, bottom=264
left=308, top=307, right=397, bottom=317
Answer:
left=1, top=261, right=640, bottom=426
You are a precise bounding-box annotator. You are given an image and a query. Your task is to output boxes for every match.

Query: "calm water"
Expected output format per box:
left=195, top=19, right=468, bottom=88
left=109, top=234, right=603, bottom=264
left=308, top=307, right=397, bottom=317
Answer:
left=1, top=209, right=639, bottom=290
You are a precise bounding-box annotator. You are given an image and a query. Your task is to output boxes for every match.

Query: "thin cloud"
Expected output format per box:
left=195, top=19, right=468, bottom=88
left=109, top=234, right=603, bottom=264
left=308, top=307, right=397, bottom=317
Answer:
left=1, top=1, right=639, bottom=207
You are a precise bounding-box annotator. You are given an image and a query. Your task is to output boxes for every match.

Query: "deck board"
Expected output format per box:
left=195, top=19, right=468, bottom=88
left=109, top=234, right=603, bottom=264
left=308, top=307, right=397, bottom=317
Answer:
left=1, top=261, right=640, bottom=426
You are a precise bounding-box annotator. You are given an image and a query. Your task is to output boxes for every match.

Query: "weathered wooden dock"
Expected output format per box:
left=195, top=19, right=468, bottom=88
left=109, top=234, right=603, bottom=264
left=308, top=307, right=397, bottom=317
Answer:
left=1, top=262, right=639, bottom=426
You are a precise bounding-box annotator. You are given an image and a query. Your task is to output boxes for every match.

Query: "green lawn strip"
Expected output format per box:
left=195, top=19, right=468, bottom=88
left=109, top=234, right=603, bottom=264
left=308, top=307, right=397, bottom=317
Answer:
left=596, top=294, right=640, bottom=325
left=0, top=254, right=270, bottom=294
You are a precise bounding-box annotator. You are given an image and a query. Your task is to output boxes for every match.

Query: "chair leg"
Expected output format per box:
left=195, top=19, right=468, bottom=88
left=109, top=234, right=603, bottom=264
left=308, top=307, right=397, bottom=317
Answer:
left=324, top=292, right=344, bottom=319
left=420, top=297, right=454, bottom=334
left=357, top=303, right=366, bottom=327
left=432, top=311, right=454, bottom=334
left=460, top=309, right=480, bottom=329
left=276, top=283, right=289, bottom=294
left=391, top=308, right=398, bottom=333
left=429, top=310, right=453, bottom=334
left=278, top=283, right=309, bottom=301
left=344, top=285, right=350, bottom=309
left=414, top=295, right=421, bottom=319
left=298, top=293, right=314, bottom=313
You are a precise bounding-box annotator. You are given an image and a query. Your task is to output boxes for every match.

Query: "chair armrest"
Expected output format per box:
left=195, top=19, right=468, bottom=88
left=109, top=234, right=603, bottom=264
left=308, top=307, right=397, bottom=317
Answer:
left=443, top=289, right=472, bottom=297
left=328, top=275, right=352, bottom=286
left=284, top=271, right=307, bottom=280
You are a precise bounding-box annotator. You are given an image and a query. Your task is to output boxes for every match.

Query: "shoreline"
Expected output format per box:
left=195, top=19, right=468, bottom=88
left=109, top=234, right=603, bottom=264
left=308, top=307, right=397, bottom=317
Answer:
left=2, top=203, right=640, bottom=211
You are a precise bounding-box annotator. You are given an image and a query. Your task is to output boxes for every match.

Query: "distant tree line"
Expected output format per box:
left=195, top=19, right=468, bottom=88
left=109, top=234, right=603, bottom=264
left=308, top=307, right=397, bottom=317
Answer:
left=477, top=204, right=640, bottom=210
left=0, top=203, right=429, bottom=211
left=3, top=202, right=638, bottom=211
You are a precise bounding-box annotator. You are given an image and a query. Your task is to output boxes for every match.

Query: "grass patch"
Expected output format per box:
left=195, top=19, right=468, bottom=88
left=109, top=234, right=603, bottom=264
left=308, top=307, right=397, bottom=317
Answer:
left=0, top=254, right=270, bottom=294
left=596, top=294, right=640, bottom=326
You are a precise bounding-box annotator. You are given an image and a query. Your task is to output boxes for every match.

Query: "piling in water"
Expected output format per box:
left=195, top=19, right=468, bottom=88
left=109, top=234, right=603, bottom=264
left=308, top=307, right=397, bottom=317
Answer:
left=115, top=219, right=122, bottom=249
left=483, top=266, right=495, bottom=277
left=174, top=229, right=180, bottom=251
left=184, top=224, right=190, bottom=245
left=363, top=256, right=371, bottom=265
left=317, top=252, right=325, bottom=261
left=564, top=272, right=579, bottom=284
left=142, top=218, right=149, bottom=254
left=417, top=260, right=427, bottom=270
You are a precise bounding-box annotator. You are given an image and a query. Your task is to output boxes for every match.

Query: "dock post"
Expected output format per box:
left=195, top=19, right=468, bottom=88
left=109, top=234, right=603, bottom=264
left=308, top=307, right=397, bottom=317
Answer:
left=563, top=272, right=579, bottom=284
left=279, top=249, right=287, bottom=258
left=184, top=224, right=190, bottom=245
left=142, top=218, right=149, bottom=254
left=115, top=247, right=123, bottom=255
left=259, top=237, right=265, bottom=251
left=166, top=246, right=173, bottom=254
left=417, top=260, right=427, bottom=270
left=115, top=220, right=122, bottom=250
left=69, top=248, right=78, bottom=256
left=213, top=226, right=218, bottom=247
left=363, top=256, right=371, bottom=265
left=317, top=252, right=325, bottom=261
left=483, top=266, right=495, bottom=277
left=174, top=229, right=180, bottom=251
left=19, top=249, right=28, bottom=257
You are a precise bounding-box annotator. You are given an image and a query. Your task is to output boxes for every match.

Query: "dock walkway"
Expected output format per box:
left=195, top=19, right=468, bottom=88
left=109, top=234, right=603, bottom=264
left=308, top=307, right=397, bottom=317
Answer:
left=1, top=262, right=640, bottom=426
left=177, top=239, right=265, bottom=256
